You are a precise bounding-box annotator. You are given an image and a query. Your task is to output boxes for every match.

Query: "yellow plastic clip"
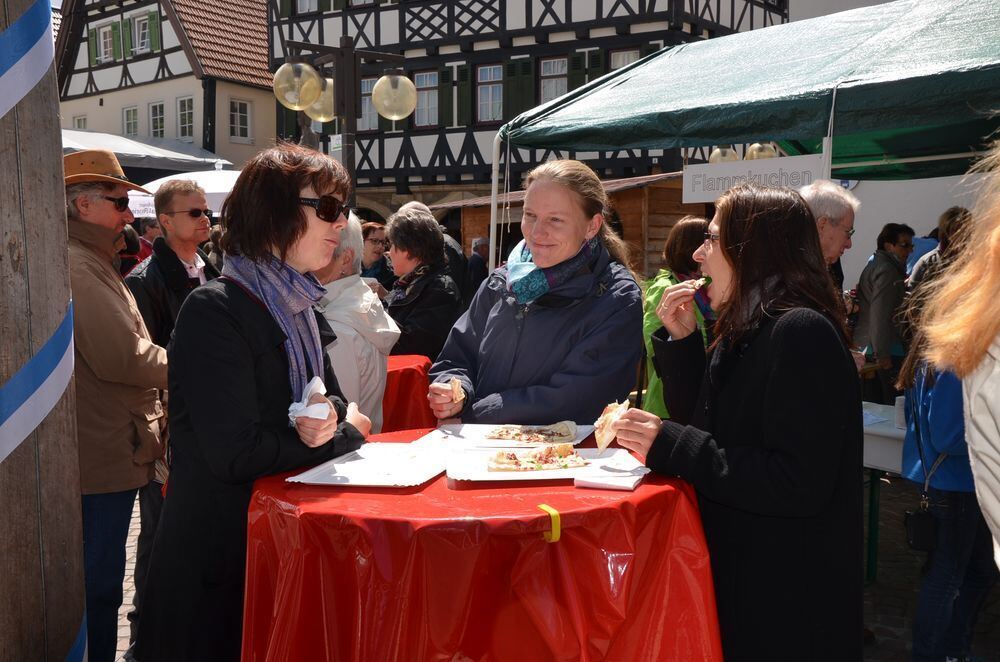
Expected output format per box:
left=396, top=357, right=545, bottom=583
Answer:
left=537, top=503, right=561, bottom=543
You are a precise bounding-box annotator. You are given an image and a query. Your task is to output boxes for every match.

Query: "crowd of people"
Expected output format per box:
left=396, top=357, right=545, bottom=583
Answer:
left=63, top=139, right=1000, bottom=662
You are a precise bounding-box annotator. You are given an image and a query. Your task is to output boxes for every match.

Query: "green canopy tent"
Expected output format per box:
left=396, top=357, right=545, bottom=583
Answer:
left=499, top=0, right=1000, bottom=182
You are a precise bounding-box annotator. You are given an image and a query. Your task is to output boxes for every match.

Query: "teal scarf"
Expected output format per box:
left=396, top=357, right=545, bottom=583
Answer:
left=505, top=237, right=599, bottom=304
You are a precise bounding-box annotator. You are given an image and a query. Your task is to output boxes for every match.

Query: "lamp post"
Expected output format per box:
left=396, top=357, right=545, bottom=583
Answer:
left=273, top=37, right=417, bottom=205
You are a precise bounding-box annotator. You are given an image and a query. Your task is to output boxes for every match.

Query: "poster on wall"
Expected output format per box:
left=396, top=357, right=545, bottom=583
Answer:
left=682, top=154, right=826, bottom=203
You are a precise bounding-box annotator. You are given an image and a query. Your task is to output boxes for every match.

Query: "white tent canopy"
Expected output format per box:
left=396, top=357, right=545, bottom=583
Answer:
left=62, top=129, right=231, bottom=172
left=127, top=165, right=242, bottom=218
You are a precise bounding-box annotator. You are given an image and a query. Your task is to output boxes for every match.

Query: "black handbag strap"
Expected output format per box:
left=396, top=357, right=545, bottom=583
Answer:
left=908, top=390, right=947, bottom=504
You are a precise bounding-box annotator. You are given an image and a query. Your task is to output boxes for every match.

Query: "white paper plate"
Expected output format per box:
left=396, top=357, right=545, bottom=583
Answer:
left=419, top=423, right=595, bottom=449
left=446, top=447, right=644, bottom=483
left=287, top=440, right=446, bottom=487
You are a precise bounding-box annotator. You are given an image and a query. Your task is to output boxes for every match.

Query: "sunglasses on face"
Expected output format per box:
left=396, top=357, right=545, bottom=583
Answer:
left=163, top=208, right=213, bottom=220
left=299, top=195, right=348, bottom=223
left=103, top=196, right=131, bottom=212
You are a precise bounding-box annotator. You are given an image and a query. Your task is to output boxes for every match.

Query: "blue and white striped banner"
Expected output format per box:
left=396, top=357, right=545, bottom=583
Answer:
left=0, top=0, right=54, bottom=120
left=0, top=303, right=74, bottom=465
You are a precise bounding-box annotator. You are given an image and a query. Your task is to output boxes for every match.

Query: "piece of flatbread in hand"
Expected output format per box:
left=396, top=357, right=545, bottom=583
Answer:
left=449, top=377, right=466, bottom=403
left=485, top=420, right=577, bottom=444
left=594, top=400, right=630, bottom=452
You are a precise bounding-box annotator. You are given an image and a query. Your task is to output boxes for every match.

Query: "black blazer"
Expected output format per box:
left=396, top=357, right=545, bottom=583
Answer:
left=387, top=264, right=463, bottom=360
left=126, top=237, right=220, bottom=348
left=135, top=278, right=364, bottom=662
left=650, top=308, right=863, bottom=661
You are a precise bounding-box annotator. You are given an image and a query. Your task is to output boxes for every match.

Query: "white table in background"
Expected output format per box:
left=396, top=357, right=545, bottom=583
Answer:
left=862, top=401, right=905, bottom=582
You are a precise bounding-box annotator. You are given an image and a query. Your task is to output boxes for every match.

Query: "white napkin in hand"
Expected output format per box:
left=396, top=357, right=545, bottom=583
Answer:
left=288, top=376, right=332, bottom=426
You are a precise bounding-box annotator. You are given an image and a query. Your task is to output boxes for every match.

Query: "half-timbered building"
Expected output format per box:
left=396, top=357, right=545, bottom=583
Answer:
left=56, top=0, right=276, bottom=168
left=271, top=0, right=788, bottom=224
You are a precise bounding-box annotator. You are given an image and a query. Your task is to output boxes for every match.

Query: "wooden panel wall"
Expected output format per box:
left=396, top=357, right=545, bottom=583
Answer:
left=0, top=1, right=85, bottom=658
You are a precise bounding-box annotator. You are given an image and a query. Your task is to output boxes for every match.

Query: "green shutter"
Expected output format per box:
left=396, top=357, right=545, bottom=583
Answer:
left=568, top=53, right=585, bottom=90
left=502, top=61, right=519, bottom=120
left=438, top=66, right=453, bottom=127
left=318, top=0, right=331, bottom=12
left=123, top=18, right=133, bottom=57
left=88, top=28, right=97, bottom=66
left=111, top=22, right=122, bottom=61
left=279, top=0, right=291, bottom=17
left=456, top=64, right=471, bottom=126
left=149, top=12, right=161, bottom=52
left=641, top=42, right=660, bottom=58
left=586, top=50, right=605, bottom=81
left=518, top=58, right=534, bottom=114
left=333, top=0, right=347, bottom=9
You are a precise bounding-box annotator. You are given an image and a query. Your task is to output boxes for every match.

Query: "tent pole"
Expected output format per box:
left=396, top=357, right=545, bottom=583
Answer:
left=488, top=133, right=502, bottom=271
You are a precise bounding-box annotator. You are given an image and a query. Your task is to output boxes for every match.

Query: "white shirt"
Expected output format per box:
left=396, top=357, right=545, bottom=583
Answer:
left=963, top=336, right=1000, bottom=569
left=178, top=253, right=207, bottom=285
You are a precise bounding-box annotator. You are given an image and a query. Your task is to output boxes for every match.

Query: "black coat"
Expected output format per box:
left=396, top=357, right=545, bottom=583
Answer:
left=442, top=232, right=469, bottom=308
left=125, top=237, right=220, bottom=348
left=387, top=264, right=463, bottom=360
left=467, top=251, right=489, bottom=300
left=650, top=308, right=863, bottom=661
left=134, top=278, right=364, bottom=662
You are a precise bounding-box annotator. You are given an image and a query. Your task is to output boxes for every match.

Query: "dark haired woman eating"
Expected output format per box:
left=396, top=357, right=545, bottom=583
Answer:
left=613, top=184, right=863, bottom=661
left=135, top=143, right=370, bottom=661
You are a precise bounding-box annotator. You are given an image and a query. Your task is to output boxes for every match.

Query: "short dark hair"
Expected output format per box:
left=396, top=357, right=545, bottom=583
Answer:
left=220, top=142, right=350, bottom=261
left=662, top=215, right=707, bottom=275
left=876, top=223, right=915, bottom=251
left=713, top=184, right=846, bottom=347
left=937, top=206, right=971, bottom=254
left=386, top=206, right=444, bottom=267
left=361, top=221, right=386, bottom=240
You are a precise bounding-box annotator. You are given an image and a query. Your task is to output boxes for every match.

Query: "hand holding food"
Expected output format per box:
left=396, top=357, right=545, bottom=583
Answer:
left=594, top=400, right=630, bottom=452
left=428, top=381, right=463, bottom=419
left=611, top=408, right=663, bottom=457
left=655, top=278, right=708, bottom=340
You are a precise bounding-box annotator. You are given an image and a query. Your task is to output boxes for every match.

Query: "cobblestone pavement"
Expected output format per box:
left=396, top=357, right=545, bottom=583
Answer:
left=115, top=477, right=1000, bottom=661
left=864, top=473, right=1000, bottom=662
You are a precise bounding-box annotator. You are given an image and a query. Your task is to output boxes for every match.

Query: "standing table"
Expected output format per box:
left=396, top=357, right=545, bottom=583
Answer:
left=862, top=401, right=905, bottom=582
left=243, top=429, right=722, bottom=661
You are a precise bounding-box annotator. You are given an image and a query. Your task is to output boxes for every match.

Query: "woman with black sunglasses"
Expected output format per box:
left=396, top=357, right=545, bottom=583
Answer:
left=135, top=143, right=370, bottom=662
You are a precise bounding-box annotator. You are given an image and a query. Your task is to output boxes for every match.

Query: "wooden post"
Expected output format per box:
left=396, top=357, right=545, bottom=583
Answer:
left=0, top=0, right=86, bottom=659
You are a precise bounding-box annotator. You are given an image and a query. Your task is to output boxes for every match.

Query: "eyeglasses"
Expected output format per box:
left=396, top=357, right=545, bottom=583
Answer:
left=103, top=196, right=131, bottom=212
left=299, top=195, right=348, bottom=223
left=844, top=226, right=856, bottom=238
left=163, top=208, right=213, bottom=220
left=366, top=238, right=390, bottom=248
left=704, top=231, right=721, bottom=245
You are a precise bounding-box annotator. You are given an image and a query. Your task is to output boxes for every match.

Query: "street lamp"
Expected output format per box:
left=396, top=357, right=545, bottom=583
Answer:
left=273, top=36, right=417, bottom=204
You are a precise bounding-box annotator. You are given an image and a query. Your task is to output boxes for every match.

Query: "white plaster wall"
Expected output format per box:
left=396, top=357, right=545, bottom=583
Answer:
left=214, top=81, right=277, bottom=167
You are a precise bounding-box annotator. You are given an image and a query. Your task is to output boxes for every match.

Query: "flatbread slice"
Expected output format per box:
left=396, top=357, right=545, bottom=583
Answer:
left=487, top=443, right=587, bottom=472
left=594, top=400, right=630, bottom=452
left=485, top=420, right=577, bottom=444
left=449, top=377, right=465, bottom=403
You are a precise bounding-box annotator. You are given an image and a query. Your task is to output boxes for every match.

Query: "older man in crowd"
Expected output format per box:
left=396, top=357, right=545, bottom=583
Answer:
left=123, top=178, right=218, bottom=658
left=64, top=150, right=167, bottom=662
left=799, top=179, right=861, bottom=289
left=314, top=213, right=400, bottom=433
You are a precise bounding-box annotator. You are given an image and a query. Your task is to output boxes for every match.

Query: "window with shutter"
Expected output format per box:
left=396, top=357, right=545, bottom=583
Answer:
left=610, top=49, right=640, bottom=70
left=110, top=23, right=122, bottom=61
left=586, top=50, right=605, bottom=81
left=359, top=78, right=378, bottom=131
left=414, top=71, right=438, bottom=127
left=502, top=61, right=519, bottom=120
left=517, top=59, right=534, bottom=115
left=567, top=54, right=585, bottom=90
left=279, top=0, right=292, bottom=17
left=438, top=67, right=453, bottom=127
left=122, top=18, right=132, bottom=58
left=477, top=64, right=502, bottom=123
left=148, top=12, right=161, bottom=52
left=88, top=29, right=97, bottom=66
left=539, top=57, right=567, bottom=104
left=456, top=65, right=471, bottom=126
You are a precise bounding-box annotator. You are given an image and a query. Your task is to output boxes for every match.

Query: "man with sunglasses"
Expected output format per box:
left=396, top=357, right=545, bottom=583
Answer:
left=64, top=149, right=168, bottom=662
left=123, top=178, right=219, bottom=659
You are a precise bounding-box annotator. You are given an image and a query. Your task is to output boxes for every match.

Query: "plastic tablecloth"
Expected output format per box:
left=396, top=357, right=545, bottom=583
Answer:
left=243, top=429, right=722, bottom=661
left=382, top=355, right=437, bottom=433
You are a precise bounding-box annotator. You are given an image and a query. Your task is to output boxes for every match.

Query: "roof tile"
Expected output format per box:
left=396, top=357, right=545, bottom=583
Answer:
left=170, top=0, right=272, bottom=89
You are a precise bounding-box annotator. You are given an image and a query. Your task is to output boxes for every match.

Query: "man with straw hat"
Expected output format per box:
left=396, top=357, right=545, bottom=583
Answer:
left=64, top=149, right=167, bottom=662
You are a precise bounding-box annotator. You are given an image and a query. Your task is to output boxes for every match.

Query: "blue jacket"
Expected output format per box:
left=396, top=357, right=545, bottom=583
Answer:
left=430, top=244, right=643, bottom=424
left=902, top=366, right=974, bottom=492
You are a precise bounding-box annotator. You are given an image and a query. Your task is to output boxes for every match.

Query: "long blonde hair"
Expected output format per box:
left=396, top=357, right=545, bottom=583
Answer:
left=523, top=159, right=634, bottom=271
left=923, top=142, right=1000, bottom=376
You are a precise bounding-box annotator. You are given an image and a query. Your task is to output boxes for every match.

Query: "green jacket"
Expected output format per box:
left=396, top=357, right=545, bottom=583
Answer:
left=641, top=269, right=707, bottom=418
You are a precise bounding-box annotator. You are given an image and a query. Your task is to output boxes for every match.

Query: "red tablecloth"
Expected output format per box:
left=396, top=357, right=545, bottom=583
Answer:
left=243, top=430, right=722, bottom=661
left=381, top=355, right=437, bottom=432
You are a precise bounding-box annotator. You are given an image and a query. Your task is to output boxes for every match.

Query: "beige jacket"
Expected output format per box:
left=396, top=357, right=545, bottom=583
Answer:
left=963, top=336, right=1000, bottom=569
left=68, top=219, right=167, bottom=494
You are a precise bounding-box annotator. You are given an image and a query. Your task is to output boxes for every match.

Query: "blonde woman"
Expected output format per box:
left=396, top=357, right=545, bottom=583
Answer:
left=923, top=142, right=1000, bottom=569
